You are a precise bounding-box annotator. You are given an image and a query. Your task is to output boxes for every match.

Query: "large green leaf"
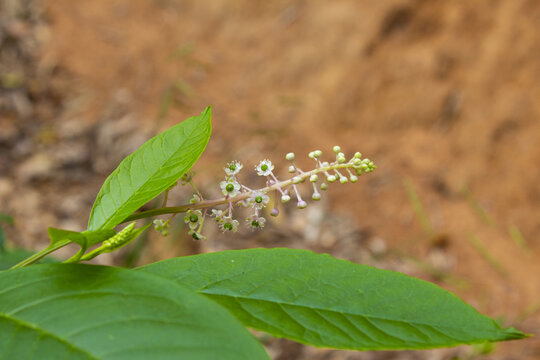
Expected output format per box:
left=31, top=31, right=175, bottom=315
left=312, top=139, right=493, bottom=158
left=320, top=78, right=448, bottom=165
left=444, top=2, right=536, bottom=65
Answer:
left=139, top=248, right=526, bottom=351
left=88, top=107, right=212, bottom=231
left=0, top=264, right=268, bottom=360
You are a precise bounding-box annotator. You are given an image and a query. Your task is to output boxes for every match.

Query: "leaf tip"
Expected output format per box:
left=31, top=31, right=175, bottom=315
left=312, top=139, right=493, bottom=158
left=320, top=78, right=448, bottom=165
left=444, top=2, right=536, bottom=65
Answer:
left=203, top=105, right=212, bottom=116
left=498, top=326, right=530, bottom=341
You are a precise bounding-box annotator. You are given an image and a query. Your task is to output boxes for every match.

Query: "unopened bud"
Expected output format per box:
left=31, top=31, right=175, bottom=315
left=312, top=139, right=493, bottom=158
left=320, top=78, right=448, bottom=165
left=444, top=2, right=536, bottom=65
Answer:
left=292, top=176, right=302, bottom=184
left=327, top=175, right=337, bottom=183
left=285, top=152, right=295, bottom=161
left=281, top=194, right=291, bottom=203
left=288, top=165, right=296, bottom=173
left=308, top=151, right=315, bottom=159
left=271, top=208, right=279, bottom=217
left=309, top=174, right=318, bottom=182
left=350, top=175, right=358, bottom=183
left=297, top=200, right=307, bottom=209
left=314, top=150, right=322, bottom=158
left=339, top=177, right=348, bottom=184
left=312, top=193, right=321, bottom=201
left=333, top=145, right=341, bottom=154
left=320, top=182, right=329, bottom=191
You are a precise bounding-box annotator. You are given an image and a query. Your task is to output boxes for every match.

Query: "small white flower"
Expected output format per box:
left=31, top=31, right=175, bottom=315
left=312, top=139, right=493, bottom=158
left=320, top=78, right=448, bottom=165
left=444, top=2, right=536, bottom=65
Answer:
left=224, top=160, right=243, bottom=176
left=219, top=216, right=239, bottom=232
left=211, top=209, right=224, bottom=222
left=188, top=229, right=206, bottom=241
left=153, top=219, right=170, bottom=236
left=249, top=191, right=269, bottom=210
left=153, top=219, right=165, bottom=231
left=255, top=159, right=274, bottom=176
left=220, top=177, right=241, bottom=197
left=246, top=215, right=266, bottom=231
left=184, top=210, right=202, bottom=230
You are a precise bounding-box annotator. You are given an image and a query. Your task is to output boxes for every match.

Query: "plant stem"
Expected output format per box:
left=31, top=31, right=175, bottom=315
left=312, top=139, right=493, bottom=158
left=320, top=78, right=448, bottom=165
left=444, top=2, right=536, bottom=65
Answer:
left=63, top=243, right=88, bottom=263
left=10, top=239, right=72, bottom=269
left=122, top=162, right=358, bottom=223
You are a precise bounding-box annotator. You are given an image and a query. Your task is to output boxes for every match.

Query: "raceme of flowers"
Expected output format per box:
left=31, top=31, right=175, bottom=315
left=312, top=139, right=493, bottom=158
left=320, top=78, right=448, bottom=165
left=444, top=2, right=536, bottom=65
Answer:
left=153, top=146, right=376, bottom=240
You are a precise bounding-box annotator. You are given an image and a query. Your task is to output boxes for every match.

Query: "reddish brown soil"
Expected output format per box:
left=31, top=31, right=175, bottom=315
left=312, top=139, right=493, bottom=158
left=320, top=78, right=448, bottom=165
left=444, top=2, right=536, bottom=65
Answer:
left=1, top=0, right=539, bottom=359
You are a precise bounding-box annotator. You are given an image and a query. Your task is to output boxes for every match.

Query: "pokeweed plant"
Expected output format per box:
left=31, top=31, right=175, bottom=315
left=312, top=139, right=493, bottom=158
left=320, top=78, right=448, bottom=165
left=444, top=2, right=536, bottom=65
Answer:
left=0, top=107, right=527, bottom=359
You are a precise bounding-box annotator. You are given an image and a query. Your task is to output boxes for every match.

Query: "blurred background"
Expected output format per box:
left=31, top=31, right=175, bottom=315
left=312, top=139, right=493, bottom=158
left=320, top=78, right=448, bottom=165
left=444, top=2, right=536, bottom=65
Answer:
left=1, top=0, right=539, bottom=359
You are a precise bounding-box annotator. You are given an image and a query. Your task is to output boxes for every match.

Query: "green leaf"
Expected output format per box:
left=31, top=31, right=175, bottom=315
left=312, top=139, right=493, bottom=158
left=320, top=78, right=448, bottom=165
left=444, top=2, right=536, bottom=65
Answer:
left=88, top=106, right=212, bottom=231
left=81, top=229, right=117, bottom=247
left=139, top=248, right=527, bottom=351
left=48, top=228, right=116, bottom=248
left=48, top=228, right=86, bottom=247
left=0, top=264, right=269, bottom=360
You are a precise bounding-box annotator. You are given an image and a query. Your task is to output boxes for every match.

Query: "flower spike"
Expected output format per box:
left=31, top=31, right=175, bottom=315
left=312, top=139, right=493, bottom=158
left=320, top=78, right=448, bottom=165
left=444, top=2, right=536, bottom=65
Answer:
left=139, top=146, right=376, bottom=239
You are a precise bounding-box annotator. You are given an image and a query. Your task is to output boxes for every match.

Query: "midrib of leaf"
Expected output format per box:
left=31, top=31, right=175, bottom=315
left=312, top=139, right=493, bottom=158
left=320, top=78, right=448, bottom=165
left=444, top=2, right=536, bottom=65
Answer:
left=90, top=111, right=210, bottom=230
left=198, top=292, right=510, bottom=349
left=0, top=314, right=96, bottom=359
